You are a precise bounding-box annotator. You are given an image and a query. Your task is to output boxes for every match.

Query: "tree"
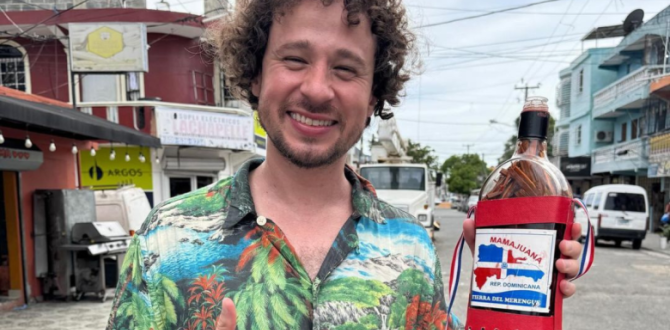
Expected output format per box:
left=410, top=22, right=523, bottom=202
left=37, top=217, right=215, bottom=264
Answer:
left=406, top=140, right=438, bottom=170
left=497, top=114, right=555, bottom=164
left=443, top=154, right=489, bottom=195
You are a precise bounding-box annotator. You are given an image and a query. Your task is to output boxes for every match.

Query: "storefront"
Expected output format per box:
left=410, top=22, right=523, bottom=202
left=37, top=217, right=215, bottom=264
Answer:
left=0, top=87, right=160, bottom=309
left=559, top=156, right=602, bottom=197
left=151, top=106, right=260, bottom=204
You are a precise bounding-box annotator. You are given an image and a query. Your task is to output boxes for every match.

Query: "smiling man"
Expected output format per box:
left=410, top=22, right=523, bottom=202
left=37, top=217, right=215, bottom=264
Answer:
left=107, top=1, right=583, bottom=329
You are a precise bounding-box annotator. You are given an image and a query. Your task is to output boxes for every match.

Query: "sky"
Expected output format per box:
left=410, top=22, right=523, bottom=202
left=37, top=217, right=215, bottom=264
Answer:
left=148, top=0, right=670, bottom=166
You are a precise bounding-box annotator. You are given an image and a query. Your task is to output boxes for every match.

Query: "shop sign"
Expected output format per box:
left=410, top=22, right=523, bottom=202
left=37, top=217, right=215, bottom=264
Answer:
left=69, top=23, right=148, bottom=72
left=560, top=157, right=591, bottom=177
left=254, top=111, right=267, bottom=151
left=649, top=160, right=670, bottom=178
left=79, top=146, right=153, bottom=190
left=156, top=107, right=254, bottom=151
left=0, top=139, right=43, bottom=171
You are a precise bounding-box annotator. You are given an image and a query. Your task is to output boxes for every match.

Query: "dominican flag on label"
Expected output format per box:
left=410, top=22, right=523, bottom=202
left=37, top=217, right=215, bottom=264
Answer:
left=471, top=228, right=556, bottom=313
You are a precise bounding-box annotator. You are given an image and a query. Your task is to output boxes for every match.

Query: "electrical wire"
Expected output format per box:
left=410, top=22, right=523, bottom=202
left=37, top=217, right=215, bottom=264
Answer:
left=418, top=0, right=559, bottom=28
left=407, top=4, right=654, bottom=16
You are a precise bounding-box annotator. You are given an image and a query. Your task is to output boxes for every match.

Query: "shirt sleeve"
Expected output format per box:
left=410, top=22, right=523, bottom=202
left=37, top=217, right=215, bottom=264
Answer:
left=106, top=234, right=155, bottom=330
left=432, top=255, right=464, bottom=330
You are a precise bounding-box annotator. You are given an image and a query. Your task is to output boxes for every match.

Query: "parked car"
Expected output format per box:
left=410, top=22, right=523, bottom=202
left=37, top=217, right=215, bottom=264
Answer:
left=575, top=184, right=648, bottom=249
left=450, top=197, right=462, bottom=210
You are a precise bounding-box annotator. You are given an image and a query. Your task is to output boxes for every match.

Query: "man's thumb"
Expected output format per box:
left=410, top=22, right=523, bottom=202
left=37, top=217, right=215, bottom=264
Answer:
left=215, top=297, right=237, bottom=330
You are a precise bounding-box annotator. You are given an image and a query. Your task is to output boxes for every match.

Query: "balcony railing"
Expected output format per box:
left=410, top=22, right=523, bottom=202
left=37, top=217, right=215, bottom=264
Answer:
left=592, top=138, right=649, bottom=173
left=649, top=131, right=670, bottom=163
left=593, top=66, right=667, bottom=111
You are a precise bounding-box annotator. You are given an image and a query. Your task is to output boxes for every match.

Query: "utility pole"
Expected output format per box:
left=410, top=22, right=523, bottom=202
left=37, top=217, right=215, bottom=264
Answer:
left=463, top=144, right=474, bottom=155
left=515, top=82, right=541, bottom=100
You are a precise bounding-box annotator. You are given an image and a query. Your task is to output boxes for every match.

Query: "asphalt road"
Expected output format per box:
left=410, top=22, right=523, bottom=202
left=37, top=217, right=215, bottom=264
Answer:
left=434, top=207, right=670, bottom=330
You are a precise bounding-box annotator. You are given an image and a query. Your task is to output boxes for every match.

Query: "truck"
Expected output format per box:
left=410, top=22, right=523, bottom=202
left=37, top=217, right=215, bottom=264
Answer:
left=359, top=118, right=442, bottom=239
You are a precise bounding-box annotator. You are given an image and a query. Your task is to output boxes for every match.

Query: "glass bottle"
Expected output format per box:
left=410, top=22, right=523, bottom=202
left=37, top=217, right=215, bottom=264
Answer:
left=473, top=96, right=572, bottom=317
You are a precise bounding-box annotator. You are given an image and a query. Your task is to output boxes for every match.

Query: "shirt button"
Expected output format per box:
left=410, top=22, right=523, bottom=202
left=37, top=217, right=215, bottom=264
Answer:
left=256, top=216, right=267, bottom=226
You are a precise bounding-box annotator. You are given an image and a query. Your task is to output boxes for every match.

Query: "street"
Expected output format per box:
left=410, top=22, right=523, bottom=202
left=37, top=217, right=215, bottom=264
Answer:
left=434, top=207, right=670, bottom=330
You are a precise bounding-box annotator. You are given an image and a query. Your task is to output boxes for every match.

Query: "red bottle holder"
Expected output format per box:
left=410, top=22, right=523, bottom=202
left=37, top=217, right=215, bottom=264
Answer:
left=448, top=197, right=595, bottom=330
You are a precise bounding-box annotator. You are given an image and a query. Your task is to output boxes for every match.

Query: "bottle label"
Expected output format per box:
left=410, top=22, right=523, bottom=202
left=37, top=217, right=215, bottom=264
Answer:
left=470, top=228, right=556, bottom=313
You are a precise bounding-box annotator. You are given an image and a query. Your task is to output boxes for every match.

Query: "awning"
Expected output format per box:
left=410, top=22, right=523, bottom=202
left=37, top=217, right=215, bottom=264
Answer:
left=0, top=94, right=161, bottom=148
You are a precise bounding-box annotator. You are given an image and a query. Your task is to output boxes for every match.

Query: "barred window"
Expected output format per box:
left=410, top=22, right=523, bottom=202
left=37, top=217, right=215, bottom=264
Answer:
left=0, top=45, right=26, bottom=92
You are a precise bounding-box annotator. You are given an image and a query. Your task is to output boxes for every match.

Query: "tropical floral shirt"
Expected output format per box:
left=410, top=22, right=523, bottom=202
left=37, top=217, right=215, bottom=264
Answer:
left=107, top=159, right=462, bottom=330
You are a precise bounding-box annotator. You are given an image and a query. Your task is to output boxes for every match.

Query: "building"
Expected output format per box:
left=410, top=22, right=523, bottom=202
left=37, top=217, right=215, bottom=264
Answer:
left=0, top=5, right=264, bottom=207
left=554, top=49, right=618, bottom=197
left=0, top=86, right=160, bottom=310
left=0, top=1, right=264, bottom=307
left=555, top=6, right=670, bottom=229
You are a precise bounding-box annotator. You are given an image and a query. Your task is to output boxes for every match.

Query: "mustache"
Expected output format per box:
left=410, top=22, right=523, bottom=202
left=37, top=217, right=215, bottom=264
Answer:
left=281, top=98, right=338, bottom=117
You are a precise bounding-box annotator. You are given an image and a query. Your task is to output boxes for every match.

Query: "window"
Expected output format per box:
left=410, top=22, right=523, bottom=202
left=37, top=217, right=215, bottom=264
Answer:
left=0, top=45, right=26, bottom=92
left=576, top=125, right=582, bottom=145
left=578, top=69, right=583, bottom=93
left=593, top=192, right=602, bottom=210
left=584, top=193, right=593, bottom=207
left=359, top=167, right=426, bottom=191
left=192, top=71, right=215, bottom=106
left=621, top=122, right=627, bottom=142
left=168, top=176, right=216, bottom=198
left=219, top=68, right=239, bottom=108
left=126, top=72, right=141, bottom=101
left=604, top=193, right=645, bottom=212
left=631, top=119, right=638, bottom=139
left=107, top=106, right=119, bottom=123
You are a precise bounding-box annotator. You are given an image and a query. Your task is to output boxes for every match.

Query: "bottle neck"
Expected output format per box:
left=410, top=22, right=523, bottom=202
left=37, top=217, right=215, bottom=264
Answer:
left=513, top=138, right=548, bottom=159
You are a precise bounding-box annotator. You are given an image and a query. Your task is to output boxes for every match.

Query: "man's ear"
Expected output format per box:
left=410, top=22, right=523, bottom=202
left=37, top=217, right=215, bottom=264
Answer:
left=251, top=75, right=261, bottom=98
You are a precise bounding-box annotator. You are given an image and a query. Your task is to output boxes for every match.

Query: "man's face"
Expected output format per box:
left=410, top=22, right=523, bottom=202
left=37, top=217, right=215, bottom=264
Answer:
left=252, top=0, right=376, bottom=168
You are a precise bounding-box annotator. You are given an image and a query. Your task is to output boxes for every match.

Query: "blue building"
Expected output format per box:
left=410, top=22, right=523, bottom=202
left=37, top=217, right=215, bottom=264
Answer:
left=555, top=7, right=670, bottom=228
left=554, top=48, right=618, bottom=196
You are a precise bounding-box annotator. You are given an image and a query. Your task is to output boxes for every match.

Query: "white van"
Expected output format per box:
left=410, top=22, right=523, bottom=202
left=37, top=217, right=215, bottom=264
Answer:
left=575, top=184, right=648, bottom=249
left=94, top=186, right=152, bottom=235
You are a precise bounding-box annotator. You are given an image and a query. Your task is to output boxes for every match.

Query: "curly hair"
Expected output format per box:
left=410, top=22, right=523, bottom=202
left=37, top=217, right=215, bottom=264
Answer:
left=207, top=0, right=417, bottom=119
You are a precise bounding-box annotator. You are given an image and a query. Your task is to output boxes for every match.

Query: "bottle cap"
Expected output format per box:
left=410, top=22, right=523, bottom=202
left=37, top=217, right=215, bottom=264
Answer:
left=522, top=96, right=549, bottom=113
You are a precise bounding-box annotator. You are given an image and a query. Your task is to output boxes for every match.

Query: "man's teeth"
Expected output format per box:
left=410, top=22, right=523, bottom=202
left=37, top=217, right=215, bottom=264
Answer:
left=290, top=113, right=334, bottom=127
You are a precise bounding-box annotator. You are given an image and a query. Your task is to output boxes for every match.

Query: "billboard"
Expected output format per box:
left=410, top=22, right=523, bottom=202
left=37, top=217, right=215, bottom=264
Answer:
left=156, top=107, right=255, bottom=151
left=79, top=146, right=153, bottom=190
left=69, top=23, right=148, bottom=72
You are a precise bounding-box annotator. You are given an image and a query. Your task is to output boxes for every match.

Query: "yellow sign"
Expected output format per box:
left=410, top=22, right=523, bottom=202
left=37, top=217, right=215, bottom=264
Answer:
left=254, top=111, right=267, bottom=150
left=86, top=27, right=124, bottom=59
left=79, top=146, right=153, bottom=190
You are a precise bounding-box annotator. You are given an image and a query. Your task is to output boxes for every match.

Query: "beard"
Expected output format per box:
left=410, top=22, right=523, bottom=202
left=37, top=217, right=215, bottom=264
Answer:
left=257, top=98, right=365, bottom=169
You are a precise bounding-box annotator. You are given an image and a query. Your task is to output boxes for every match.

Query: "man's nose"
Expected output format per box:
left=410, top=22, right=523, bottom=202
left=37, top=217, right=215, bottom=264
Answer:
left=300, top=63, right=335, bottom=106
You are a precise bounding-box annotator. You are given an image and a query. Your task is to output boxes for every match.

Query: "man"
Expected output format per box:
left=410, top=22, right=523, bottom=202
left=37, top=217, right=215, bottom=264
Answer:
left=107, top=1, right=583, bottom=329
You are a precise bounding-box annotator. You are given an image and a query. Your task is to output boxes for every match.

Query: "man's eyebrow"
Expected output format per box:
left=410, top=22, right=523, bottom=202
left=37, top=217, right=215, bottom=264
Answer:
left=276, top=40, right=311, bottom=52
left=335, top=48, right=366, bottom=68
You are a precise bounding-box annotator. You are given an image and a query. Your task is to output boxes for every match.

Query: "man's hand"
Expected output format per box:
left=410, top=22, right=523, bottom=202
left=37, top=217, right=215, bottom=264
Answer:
left=215, top=298, right=237, bottom=330
left=463, top=219, right=584, bottom=298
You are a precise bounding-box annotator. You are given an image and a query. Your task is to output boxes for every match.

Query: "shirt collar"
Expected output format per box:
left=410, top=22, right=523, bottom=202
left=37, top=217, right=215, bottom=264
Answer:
left=221, top=158, right=386, bottom=229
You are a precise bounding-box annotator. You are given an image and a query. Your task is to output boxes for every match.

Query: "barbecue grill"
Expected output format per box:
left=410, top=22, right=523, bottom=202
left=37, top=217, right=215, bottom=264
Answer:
left=62, top=222, right=131, bottom=302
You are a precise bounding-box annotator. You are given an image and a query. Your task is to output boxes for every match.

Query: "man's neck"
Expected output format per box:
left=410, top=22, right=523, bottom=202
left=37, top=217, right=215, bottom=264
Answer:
left=250, top=146, right=352, bottom=212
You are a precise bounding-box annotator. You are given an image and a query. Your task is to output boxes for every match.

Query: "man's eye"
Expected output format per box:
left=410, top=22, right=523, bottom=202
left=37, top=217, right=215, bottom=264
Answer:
left=335, top=66, right=355, bottom=73
left=284, top=57, right=306, bottom=64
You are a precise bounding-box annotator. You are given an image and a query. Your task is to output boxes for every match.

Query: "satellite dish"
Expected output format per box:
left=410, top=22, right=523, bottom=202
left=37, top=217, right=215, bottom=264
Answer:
left=623, top=9, right=644, bottom=35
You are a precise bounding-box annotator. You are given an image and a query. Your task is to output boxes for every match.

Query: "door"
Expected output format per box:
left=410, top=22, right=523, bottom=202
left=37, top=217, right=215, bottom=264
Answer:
left=0, top=171, right=22, bottom=299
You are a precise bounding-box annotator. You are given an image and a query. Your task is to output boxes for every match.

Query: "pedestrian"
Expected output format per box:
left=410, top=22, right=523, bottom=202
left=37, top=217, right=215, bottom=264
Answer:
left=106, top=1, right=584, bottom=329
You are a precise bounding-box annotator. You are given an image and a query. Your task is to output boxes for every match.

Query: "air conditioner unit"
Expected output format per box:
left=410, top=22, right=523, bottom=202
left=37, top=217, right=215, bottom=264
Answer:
left=595, top=131, right=613, bottom=143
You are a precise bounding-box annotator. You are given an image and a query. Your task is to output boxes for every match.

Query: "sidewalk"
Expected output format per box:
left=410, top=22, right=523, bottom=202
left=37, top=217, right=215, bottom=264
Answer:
left=0, top=299, right=112, bottom=330
left=641, top=232, right=670, bottom=255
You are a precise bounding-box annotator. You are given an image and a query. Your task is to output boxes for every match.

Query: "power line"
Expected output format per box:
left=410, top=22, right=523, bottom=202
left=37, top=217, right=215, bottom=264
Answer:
left=418, top=0, right=559, bottom=28
left=395, top=118, right=492, bottom=126
left=407, top=4, right=651, bottom=16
